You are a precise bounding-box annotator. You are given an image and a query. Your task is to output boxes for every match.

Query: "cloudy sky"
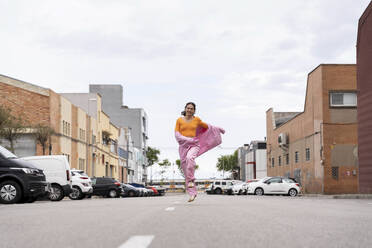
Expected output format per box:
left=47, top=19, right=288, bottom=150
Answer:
left=1, top=0, right=370, bottom=180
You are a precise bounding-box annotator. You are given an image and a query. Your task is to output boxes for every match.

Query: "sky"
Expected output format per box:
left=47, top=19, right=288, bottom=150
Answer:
left=0, top=0, right=370, bottom=180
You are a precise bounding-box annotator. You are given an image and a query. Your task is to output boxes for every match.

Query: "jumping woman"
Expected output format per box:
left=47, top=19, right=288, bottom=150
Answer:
left=175, top=102, right=225, bottom=202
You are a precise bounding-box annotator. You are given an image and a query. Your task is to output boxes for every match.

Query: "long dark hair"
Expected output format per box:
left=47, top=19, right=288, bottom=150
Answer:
left=181, top=102, right=196, bottom=116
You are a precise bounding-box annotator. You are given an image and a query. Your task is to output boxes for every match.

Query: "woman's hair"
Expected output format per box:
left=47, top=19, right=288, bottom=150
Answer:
left=181, top=102, right=196, bottom=116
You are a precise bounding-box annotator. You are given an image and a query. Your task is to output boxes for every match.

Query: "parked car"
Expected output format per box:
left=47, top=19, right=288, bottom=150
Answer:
left=0, top=145, right=48, bottom=204
left=151, top=185, right=166, bottom=196
left=21, top=155, right=72, bottom=201
left=205, top=180, right=238, bottom=194
left=231, top=182, right=249, bottom=195
left=247, top=177, right=300, bottom=197
left=91, top=177, right=122, bottom=198
left=68, top=169, right=93, bottom=200
left=130, top=183, right=153, bottom=197
left=121, top=183, right=140, bottom=197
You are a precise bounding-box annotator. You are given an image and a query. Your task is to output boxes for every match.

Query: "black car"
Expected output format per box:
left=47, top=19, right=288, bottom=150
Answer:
left=0, top=145, right=47, bottom=204
left=121, top=183, right=140, bottom=197
left=91, top=177, right=122, bottom=198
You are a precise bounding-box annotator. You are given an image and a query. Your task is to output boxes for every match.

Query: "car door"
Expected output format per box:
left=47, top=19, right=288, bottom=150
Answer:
left=92, top=178, right=107, bottom=195
left=265, top=177, right=284, bottom=194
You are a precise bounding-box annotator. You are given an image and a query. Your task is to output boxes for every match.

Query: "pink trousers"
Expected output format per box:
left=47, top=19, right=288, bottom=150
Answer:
left=181, top=145, right=200, bottom=196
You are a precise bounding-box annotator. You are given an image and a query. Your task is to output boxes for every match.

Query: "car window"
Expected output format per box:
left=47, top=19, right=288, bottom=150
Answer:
left=222, top=182, right=226, bottom=185
left=268, top=178, right=282, bottom=183
left=91, top=178, right=97, bottom=184
left=283, top=178, right=296, bottom=183
left=215, top=182, right=221, bottom=185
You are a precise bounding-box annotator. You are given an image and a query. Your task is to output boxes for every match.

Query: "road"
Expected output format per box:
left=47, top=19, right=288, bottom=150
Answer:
left=1, top=193, right=372, bottom=248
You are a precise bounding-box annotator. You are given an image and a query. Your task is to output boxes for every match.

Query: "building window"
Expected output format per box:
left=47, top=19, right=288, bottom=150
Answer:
left=285, top=153, right=289, bottom=165
left=306, top=148, right=310, bottom=161
left=278, top=156, right=281, bottom=166
left=271, top=157, right=275, bottom=167
left=79, top=158, right=85, bottom=171
left=330, top=92, right=357, bottom=107
left=295, top=151, right=299, bottom=163
left=332, top=167, right=339, bottom=180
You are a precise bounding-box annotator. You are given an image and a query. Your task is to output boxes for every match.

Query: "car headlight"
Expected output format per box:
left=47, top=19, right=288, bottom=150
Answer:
left=82, top=183, right=89, bottom=187
left=11, top=168, right=38, bottom=174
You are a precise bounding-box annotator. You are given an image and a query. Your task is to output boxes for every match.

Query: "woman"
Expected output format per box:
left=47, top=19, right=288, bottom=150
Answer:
left=175, top=102, right=225, bottom=202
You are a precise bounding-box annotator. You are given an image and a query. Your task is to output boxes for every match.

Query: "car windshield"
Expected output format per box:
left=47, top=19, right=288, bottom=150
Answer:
left=0, top=146, right=18, bottom=159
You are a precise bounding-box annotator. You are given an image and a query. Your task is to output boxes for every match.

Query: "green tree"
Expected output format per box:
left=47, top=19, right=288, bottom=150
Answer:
left=216, top=150, right=239, bottom=179
left=0, top=115, right=25, bottom=153
left=33, top=124, right=55, bottom=155
left=146, top=146, right=160, bottom=167
left=176, top=159, right=199, bottom=178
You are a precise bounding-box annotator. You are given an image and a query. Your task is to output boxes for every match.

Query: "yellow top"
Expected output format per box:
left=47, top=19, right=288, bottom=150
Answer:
left=175, top=116, right=208, bottom=137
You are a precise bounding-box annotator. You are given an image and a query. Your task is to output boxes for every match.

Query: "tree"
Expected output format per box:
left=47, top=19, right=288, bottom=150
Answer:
left=0, top=106, right=12, bottom=129
left=216, top=150, right=239, bottom=179
left=33, top=124, right=55, bottom=155
left=146, top=146, right=160, bottom=167
left=158, top=159, right=171, bottom=182
left=176, top=159, right=199, bottom=178
left=0, top=115, right=25, bottom=153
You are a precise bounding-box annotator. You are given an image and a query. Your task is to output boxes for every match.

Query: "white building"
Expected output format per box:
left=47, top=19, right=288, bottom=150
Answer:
left=245, top=141, right=267, bottom=180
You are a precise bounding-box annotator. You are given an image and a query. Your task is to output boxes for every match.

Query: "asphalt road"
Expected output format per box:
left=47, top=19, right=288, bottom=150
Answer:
left=1, top=193, right=372, bottom=248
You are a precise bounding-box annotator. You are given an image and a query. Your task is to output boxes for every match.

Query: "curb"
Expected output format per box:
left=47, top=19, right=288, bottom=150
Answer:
left=300, top=194, right=372, bottom=199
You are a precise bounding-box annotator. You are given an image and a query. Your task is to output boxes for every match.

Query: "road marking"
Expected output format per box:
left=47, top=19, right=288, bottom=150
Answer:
left=118, top=235, right=154, bottom=248
left=367, top=203, right=372, bottom=205
left=165, top=207, right=175, bottom=211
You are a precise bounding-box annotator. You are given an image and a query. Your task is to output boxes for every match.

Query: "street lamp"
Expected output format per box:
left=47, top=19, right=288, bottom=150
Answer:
left=126, top=127, right=132, bottom=183
left=88, top=98, right=97, bottom=177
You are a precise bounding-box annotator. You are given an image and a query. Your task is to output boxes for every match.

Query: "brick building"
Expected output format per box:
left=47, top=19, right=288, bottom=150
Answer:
left=357, top=1, right=372, bottom=193
left=266, top=65, right=358, bottom=194
left=0, top=74, right=121, bottom=180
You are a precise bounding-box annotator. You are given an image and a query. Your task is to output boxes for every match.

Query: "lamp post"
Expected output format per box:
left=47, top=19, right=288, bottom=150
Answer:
left=126, top=127, right=132, bottom=183
left=88, top=98, right=97, bottom=177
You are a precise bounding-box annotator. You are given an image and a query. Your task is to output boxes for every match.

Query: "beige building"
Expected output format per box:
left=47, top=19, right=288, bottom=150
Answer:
left=0, top=74, right=122, bottom=181
left=266, top=65, right=358, bottom=194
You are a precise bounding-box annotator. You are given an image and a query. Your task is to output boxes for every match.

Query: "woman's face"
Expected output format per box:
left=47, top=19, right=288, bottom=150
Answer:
left=185, top=104, right=195, bottom=116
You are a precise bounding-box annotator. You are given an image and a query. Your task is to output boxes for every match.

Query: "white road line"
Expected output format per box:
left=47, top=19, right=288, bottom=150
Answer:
left=165, top=207, right=175, bottom=211
left=118, top=235, right=154, bottom=248
left=367, top=203, right=372, bottom=205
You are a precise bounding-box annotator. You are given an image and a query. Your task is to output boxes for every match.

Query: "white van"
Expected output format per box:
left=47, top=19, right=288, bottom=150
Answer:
left=21, top=155, right=72, bottom=201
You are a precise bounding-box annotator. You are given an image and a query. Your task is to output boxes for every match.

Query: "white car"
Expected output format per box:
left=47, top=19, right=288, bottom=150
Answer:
left=232, top=182, right=249, bottom=195
left=247, top=177, right=300, bottom=197
left=69, top=169, right=93, bottom=200
left=205, top=180, right=239, bottom=194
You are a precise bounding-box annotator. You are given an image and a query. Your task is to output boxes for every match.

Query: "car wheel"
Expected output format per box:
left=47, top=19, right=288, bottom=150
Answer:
left=288, top=188, right=298, bottom=197
left=69, top=187, right=83, bottom=200
left=0, top=181, right=22, bottom=204
left=254, top=188, right=264, bottom=196
left=238, top=190, right=242, bottom=195
left=48, top=184, right=64, bottom=201
left=108, top=189, right=117, bottom=198
left=128, top=191, right=135, bottom=197
left=214, top=188, right=222, bottom=194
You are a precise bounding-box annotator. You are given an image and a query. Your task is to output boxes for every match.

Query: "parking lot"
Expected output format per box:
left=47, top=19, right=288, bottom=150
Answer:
left=1, top=193, right=372, bottom=248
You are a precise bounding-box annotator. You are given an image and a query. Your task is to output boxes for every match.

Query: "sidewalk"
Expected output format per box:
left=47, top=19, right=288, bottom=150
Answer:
left=300, top=194, right=372, bottom=199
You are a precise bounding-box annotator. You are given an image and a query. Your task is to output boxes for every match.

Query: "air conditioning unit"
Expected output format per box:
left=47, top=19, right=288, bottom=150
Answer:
left=278, top=133, right=288, bottom=146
